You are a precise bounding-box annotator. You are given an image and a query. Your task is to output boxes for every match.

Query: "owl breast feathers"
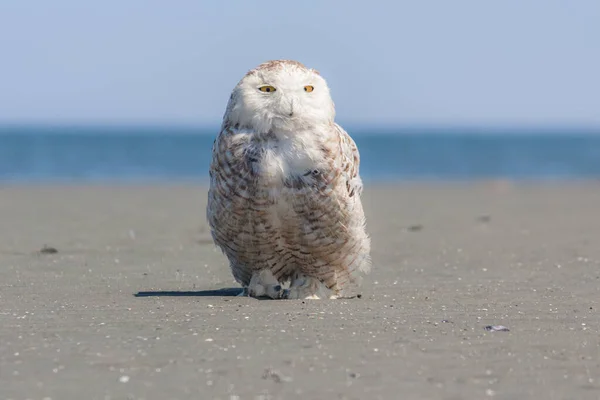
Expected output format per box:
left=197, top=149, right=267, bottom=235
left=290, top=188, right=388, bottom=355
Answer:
left=206, top=60, right=371, bottom=300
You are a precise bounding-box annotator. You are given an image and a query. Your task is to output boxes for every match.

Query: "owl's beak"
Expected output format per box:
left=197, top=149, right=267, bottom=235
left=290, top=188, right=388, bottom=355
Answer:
left=288, top=98, right=294, bottom=117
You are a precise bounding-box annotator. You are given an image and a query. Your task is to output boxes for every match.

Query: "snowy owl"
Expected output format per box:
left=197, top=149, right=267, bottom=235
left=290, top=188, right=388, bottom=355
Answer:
left=206, top=60, right=371, bottom=300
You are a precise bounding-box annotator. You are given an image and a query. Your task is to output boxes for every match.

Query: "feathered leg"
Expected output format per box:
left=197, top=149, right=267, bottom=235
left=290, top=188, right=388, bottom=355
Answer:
left=283, top=272, right=338, bottom=300
left=246, top=269, right=285, bottom=299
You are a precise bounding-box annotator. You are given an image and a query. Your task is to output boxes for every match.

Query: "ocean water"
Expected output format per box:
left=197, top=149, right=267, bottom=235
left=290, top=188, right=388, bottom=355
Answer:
left=1, top=125, right=600, bottom=182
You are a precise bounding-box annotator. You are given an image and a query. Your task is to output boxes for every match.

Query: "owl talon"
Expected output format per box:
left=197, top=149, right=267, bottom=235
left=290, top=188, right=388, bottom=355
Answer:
left=247, top=269, right=285, bottom=299
left=265, top=284, right=285, bottom=299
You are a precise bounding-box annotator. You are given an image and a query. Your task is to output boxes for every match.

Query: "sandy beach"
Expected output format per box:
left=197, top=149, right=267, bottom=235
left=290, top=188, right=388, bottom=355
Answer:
left=1, top=182, right=599, bottom=400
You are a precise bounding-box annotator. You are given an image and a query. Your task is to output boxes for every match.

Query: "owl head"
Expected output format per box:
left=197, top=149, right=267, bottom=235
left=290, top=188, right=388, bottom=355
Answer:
left=222, top=60, right=336, bottom=134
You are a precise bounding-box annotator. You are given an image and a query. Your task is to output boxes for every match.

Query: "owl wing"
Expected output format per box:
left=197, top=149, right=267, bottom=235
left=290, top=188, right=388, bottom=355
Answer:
left=333, top=123, right=363, bottom=197
left=206, top=125, right=261, bottom=287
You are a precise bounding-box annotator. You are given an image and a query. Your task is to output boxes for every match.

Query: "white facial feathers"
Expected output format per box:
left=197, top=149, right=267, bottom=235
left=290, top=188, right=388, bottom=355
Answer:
left=223, top=60, right=336, bottom=133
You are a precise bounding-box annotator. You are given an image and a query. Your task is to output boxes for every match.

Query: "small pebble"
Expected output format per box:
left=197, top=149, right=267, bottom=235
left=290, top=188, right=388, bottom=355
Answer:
left=484, top=325, right=510, bottom=332
left=263, top=368, right=292, bottom=383
left=39, top=246, right=58, bottom=254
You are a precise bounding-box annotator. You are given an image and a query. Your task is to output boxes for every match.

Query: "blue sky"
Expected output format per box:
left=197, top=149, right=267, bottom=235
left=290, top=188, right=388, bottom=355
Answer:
left=1, top=1, right=599, bottom=128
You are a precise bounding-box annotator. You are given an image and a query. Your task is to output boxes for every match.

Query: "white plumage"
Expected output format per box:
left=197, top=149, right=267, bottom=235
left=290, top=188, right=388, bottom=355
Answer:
left=207, top=60, right=371, bottom=299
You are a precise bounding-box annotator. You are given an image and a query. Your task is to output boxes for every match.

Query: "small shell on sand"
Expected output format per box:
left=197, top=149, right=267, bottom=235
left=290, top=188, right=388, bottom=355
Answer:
left=485, top=325, right=510, bottom=332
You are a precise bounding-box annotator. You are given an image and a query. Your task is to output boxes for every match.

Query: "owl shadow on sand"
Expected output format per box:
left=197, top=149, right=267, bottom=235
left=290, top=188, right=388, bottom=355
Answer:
left=134, top=287, right=315, bottom=300
left=134, top=287, right=247, bottom=298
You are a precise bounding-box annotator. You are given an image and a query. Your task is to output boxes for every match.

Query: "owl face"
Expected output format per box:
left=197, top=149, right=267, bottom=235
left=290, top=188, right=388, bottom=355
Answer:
left=224, top=60, right=336, bottom=134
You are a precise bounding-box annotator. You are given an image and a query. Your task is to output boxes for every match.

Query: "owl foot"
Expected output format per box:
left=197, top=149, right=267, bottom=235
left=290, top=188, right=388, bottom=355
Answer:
left=246, top=269, right=285, bottom=299
left=283, top=274, right=337, bottom=300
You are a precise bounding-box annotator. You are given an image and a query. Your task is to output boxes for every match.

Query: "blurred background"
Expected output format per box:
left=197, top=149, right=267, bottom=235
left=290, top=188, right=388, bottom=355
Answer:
left=1, top=0, right=599, bottom=183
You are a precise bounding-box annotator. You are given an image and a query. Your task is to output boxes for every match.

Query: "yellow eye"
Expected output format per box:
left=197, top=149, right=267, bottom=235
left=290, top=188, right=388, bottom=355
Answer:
left=258, top=85, right=276, bottom=93
left=304, top=85, right=314, bottom=93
